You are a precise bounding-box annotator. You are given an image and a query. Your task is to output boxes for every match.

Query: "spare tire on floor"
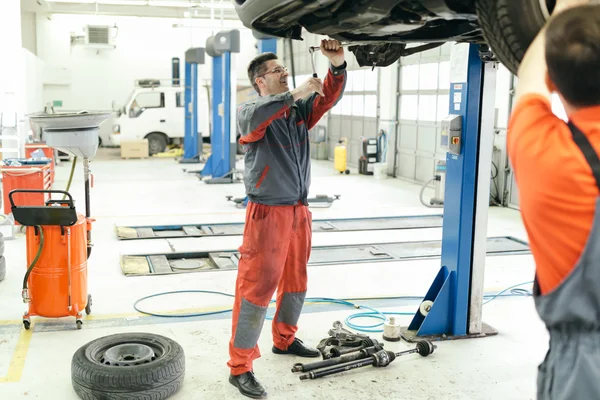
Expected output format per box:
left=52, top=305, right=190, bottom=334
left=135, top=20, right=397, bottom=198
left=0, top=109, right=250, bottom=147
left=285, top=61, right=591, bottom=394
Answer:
left=0, top=256, right=5, bottom=282
left=0, top=231, right=5, bottom=257
left=71, top=332, right=185, bottom=400
left=475, top=0, right=554, bottom=75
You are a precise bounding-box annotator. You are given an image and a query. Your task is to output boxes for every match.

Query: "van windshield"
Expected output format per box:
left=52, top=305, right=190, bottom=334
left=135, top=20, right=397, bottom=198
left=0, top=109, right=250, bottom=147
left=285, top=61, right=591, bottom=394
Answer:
left=124, top=90, right=136, bottom=107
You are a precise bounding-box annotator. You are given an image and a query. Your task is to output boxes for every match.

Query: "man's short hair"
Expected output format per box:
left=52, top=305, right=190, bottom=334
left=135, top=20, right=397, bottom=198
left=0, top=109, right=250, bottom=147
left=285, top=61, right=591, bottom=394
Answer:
left=545, top=6, right=600, bottom=108
left=247, top=52, right=278, bottom=94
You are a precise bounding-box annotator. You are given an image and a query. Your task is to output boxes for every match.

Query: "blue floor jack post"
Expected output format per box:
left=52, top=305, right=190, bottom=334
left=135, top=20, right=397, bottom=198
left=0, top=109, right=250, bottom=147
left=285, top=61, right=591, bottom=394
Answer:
left=180, top=47, right=205, bottom=164
left=200, top=30, right=241, bottom=184
left=400, top=43, right=499, bottom=342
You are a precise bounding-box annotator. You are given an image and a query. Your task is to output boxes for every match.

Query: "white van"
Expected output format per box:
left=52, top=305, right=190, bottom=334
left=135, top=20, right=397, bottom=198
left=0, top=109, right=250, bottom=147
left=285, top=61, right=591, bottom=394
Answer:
left=109, top=79, right=209, bottom=155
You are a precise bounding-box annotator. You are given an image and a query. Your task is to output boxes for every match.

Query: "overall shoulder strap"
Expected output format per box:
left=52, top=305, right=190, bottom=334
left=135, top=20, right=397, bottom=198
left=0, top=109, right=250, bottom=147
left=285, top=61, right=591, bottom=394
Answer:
left=568, top=121, right=600, bottom=189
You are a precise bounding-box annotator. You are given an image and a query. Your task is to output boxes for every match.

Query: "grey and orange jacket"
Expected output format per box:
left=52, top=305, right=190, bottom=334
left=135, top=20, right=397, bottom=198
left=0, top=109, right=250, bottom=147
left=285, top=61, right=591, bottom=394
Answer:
left=238, top=62, right=347, bottom=206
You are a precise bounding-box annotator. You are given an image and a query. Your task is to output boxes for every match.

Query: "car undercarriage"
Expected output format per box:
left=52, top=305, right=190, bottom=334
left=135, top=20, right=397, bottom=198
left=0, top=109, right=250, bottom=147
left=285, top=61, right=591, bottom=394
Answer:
left=234, top=0, right=555, bottom=74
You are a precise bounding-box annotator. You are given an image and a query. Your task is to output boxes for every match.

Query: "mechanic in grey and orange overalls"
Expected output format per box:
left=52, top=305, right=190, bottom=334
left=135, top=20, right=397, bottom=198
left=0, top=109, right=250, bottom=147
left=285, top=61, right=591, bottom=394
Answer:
left=508, top=1, right=600, bottom=398
left=226, top=39, right=347, bottom=399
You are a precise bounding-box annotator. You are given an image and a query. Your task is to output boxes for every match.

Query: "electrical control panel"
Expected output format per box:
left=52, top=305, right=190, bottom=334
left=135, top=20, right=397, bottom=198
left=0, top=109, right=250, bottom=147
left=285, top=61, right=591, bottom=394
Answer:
left=441, top=114, right=462, bottom=155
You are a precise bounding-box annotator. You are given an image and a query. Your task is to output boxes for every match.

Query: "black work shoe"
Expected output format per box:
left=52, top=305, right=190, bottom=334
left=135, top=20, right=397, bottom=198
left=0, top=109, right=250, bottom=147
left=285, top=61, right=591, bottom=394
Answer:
left=229, top=371, right=267, bottom=399
left=272, top=338, right=320, bottom=358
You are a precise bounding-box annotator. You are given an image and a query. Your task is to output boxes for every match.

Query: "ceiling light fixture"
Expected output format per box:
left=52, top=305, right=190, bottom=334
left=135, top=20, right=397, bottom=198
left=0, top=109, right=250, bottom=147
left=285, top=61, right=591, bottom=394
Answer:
left=45, top=0, right=233, bottom=8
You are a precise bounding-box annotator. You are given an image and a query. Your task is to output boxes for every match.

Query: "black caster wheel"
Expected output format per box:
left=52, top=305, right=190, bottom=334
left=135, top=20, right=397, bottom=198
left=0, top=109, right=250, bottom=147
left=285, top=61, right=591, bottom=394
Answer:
left=85, top=294, right=92, bottom=315
left=23, top=320, right=30, bottom=330
left=339, top=171, right=343, bottom=174
left=76, top=320, right=83, bottom=330
left=345, top=170, right=350, bottom=174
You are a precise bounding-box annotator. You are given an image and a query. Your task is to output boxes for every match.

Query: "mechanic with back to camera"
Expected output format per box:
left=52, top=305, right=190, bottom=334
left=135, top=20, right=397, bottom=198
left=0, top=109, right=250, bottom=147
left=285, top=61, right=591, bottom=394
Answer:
left=507, top=0, right=600, bottom=398
left=226, top=39, right=347, bottom=399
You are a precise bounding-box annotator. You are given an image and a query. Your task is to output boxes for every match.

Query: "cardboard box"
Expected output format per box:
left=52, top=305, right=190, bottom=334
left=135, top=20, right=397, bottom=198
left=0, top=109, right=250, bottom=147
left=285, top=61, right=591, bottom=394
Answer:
left=121, top=139, right=149, bottom=159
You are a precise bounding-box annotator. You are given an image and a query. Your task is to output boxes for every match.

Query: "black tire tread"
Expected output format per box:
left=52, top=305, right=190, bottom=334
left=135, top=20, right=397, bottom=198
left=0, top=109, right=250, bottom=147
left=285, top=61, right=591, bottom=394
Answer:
left=0, top=256, right=5, bottom=282
left=71, top=333, right=185, bottom=400
left=476, top=0, right=548, bottom=75
left=476, top=0, right=519, bottom=74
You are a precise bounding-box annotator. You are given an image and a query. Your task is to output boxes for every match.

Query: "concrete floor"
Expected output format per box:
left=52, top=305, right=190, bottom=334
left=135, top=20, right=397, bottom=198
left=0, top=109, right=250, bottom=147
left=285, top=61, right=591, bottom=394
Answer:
left=0, top=147, right=547, bottom=399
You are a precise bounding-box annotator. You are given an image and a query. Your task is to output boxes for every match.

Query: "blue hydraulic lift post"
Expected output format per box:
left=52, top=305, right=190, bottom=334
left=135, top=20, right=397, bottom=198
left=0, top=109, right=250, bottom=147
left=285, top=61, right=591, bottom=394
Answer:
left=257, top=38, right=277, bottom=54
left=183, top=60, right=197, bottom=160
left=182, top=47, right=205, bottom=163
left=402, top=43, right=498, bottom=341
left=201, top=54, right=223, bottom=177
left=201, top=30, right=240, bottom=183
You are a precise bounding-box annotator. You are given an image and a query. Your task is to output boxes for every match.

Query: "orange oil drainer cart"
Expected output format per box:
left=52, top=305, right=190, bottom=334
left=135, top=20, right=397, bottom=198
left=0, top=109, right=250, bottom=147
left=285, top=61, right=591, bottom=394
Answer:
left=10, top=189, right=91, bottom=329
left=17, top=111, right=110, bottom=330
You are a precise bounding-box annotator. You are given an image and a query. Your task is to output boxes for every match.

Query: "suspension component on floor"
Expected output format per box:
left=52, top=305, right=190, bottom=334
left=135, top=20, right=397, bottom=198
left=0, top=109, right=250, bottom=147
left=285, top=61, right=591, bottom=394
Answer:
left=299, top=340, right=436, bottom=381
left=292, top=342, right=384, bottom=373
left=316, top=321, right=371, bottom=356
left=325, top=338, right=379, bottom=359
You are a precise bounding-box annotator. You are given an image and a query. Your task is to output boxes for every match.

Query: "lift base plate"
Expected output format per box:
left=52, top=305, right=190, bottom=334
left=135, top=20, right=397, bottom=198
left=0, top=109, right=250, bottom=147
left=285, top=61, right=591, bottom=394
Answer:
left=399, top=322, right=498, bottom=343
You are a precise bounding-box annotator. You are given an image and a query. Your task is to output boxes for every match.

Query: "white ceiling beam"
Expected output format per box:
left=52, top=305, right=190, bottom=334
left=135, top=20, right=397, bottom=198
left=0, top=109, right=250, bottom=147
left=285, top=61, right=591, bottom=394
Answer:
left=20, top=0, right=240, bottom=20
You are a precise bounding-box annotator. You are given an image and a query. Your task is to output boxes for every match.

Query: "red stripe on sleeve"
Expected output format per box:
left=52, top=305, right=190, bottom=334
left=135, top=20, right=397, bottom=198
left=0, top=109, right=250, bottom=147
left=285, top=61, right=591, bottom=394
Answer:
left=307, top=69, right=345, bottom=130
left=240, top=105, right=290, bottom=144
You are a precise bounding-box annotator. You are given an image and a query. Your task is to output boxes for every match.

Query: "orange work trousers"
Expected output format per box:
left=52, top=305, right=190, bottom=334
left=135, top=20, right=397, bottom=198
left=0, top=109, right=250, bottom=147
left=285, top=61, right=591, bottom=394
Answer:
left=227, top=201, right=312, bottom=375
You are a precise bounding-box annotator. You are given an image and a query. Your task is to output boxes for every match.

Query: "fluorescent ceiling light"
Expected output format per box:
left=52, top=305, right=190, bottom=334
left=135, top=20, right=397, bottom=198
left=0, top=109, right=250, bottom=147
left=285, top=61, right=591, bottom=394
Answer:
left=46, top=0, right=233, bottom=8
left=46, top=0, right=96, bottom=3
left=46, top=0, right=148, bottom=4
left=147, top=1, right=194, bottom=7
left=195, top=3, right=234, bottom=9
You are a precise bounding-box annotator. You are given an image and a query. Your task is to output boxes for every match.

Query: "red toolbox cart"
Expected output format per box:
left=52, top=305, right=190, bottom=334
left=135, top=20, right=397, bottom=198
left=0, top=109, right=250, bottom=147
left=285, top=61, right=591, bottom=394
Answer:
left=25, top=144, right=55, bottom=184
left=2, top=161, right=53, bottom=217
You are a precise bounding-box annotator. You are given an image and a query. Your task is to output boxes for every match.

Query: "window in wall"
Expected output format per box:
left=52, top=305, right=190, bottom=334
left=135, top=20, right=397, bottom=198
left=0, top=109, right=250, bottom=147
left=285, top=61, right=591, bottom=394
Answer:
left=419, top=63, right=438, bottom=90
left=340, top=95, right=352, bottom=116
left=437, top=95, right=450, bottom=120
left=400, top=95, right=418, bottom=120
left=351, top=70, right=365, bottom=91
left=438, top=61, right=450, bottom=90
left=364, top=95, right=377, bottom=117
left=364, top=70, right=378, bottom=91
left=418, top=95, right=437, bottom=121
left=401, top=65, right=419, bottom=91
left=351, top=95, right=364, bottom=116
left=176, top=92, right=184, bottom=107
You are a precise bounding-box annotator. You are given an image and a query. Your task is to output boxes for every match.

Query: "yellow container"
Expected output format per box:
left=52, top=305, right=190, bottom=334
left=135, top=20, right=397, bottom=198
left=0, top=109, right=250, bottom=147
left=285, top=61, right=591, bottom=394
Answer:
left=334, top=138, right=350, bottom=174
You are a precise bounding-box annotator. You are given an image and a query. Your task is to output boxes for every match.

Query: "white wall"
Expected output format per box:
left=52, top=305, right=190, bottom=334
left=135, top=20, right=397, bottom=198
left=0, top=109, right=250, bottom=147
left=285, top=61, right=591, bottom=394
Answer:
left=1, top=0, right=27, bottom=159
left=21, top=11, right=37, bottom=55
left=22, top=49, right=44, bottom=115
left=35, top=14, right=256, bottom=116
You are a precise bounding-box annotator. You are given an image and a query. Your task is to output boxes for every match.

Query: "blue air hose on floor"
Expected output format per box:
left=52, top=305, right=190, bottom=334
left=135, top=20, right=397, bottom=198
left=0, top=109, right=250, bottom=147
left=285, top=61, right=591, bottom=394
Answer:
left=133, top=281, right=534, bottom=333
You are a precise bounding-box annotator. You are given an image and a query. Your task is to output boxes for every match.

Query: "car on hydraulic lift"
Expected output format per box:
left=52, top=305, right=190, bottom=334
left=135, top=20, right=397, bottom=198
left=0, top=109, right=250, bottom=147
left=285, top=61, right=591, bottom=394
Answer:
left=232, top=0, right=555, bottom=75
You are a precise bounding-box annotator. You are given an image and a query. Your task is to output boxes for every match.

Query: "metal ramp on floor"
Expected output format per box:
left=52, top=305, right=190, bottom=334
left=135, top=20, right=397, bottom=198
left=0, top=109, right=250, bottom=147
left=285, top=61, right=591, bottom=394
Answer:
left=120, top=236, right=530, bottom=277
left=116, top=214, right=444, bottom=240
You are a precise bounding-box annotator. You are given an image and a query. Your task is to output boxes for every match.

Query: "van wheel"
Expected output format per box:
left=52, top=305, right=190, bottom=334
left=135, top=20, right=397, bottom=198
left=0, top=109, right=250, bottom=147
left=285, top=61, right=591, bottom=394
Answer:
left=146, top=133, right=167, bottom=155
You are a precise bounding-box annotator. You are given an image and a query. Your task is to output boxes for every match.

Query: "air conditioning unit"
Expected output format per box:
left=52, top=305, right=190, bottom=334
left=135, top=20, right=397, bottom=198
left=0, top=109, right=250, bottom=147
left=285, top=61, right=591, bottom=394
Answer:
left=84, top=25, right=116, bottom=48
